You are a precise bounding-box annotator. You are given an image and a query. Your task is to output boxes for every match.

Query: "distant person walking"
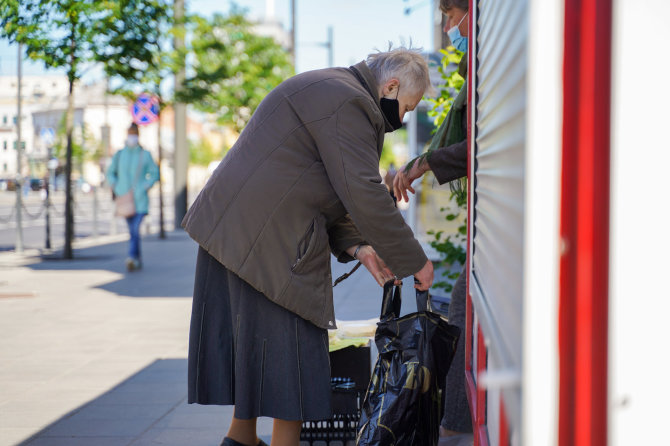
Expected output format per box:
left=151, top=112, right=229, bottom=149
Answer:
left=107, top=123, right=159, bottom=271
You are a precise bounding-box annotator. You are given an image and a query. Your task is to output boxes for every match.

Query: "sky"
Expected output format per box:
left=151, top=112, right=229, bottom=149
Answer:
left=0, top=0, right=436, bottom=79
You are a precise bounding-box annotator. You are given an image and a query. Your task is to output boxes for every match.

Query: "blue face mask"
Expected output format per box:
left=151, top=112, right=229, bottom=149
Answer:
left=447, top=12, right=468, bottom=52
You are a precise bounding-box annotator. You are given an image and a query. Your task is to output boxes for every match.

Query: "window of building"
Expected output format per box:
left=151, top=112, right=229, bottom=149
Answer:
left=3, top=141, right=6, bottom=150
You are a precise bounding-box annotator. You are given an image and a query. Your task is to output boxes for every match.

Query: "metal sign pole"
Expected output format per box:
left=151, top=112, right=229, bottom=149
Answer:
left=157, top=112, right=165, bottom=239
left=45, top=147, right=52, bottom=250
left=15, top=42, right=24, bottom=253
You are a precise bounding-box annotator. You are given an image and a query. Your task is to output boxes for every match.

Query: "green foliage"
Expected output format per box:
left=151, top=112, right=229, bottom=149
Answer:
left=96, top=0, right=173, bottom=100
left=426, top=46, right=465, bottom=130
left=379, top=142, right=396, bottom=171
left=426, top=48, right=468, bottom=295
left=189, top=139, right=221, bottom=166
left=176, top=10, right=294, bottom=133
left=379, top=128, right=406, bottom=171
left=0, top=0, right=108, bottom=83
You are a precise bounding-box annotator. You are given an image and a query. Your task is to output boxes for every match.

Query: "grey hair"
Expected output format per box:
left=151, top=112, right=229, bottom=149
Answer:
left=365, top=45, right=434, bottom=97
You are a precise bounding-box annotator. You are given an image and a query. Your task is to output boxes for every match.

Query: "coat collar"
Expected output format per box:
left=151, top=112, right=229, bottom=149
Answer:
left=349, top=61, right=395, bottom=133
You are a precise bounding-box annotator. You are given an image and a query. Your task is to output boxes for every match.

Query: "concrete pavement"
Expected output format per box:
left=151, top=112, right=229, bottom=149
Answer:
left=0, top=227, right=431, bottom=446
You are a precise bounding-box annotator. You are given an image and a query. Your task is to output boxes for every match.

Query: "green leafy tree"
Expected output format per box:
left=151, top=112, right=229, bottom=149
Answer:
left=96, top=0, right=173, bottom=99
left=0, top=0, right=108, bottom=258
left=177, top=10, right=294, bottom=134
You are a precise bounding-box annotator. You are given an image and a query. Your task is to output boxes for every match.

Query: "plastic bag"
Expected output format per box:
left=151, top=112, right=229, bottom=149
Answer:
left=356, top=282, right=461, bottom=446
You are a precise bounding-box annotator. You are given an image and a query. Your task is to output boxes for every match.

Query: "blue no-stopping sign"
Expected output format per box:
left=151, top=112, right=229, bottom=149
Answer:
left=131, top=93, right=160, bottom=125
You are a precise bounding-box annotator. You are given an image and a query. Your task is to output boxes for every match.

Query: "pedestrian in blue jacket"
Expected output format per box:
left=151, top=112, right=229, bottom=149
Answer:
left=107, top=123, right=159, bottom=271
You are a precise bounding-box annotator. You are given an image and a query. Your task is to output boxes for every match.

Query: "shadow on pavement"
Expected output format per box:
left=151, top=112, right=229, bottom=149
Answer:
left=15, top=359, right=274, bottom=446
left=24, top=230, right=198, bottom=299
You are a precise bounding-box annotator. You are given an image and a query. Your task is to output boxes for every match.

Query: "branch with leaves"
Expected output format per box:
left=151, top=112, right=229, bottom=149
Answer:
left=176, top=10, right=294, bottom=134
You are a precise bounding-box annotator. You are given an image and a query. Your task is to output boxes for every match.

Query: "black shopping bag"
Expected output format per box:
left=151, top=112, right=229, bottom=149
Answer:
left=356, top=281, right=461, bottom=446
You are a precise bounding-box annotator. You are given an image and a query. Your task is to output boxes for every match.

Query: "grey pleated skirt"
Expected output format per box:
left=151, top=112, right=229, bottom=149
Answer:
left=188, top=247, right=333, bottom=421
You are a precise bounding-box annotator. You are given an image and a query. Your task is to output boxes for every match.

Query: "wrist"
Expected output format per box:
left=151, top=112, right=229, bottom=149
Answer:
left=419, top=157, right=431, bottom=174
left=353, top=243, right=369, bottom=260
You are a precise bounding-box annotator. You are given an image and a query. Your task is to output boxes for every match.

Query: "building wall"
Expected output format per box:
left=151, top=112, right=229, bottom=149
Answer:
left=0, top=75, right=70, bottom=178
left=0, top=103, right=34, bottom=177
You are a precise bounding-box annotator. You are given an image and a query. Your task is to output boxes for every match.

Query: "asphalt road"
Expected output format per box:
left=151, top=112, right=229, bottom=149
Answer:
left=0, top=189, right=176, bottom=252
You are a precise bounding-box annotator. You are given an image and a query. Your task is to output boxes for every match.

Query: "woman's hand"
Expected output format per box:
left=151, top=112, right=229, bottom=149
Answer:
left=413, top=260, right=434, bottom=291
left=346, top=244, right=397, bottom=287
left=393, top=158, right=430, bottom=203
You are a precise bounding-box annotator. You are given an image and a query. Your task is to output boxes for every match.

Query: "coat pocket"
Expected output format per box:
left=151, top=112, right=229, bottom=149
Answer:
left=291, top=216, right=327, bottom=274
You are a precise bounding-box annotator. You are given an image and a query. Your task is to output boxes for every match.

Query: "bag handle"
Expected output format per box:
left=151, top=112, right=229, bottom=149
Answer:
left=380, top=280, right=402, bottom=320
left=414, top=278, right=431, bottom=312
left=380, top=279, right=432, bottom=320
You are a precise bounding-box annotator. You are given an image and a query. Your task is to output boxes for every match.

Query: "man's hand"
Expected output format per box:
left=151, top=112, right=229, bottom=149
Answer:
left=413, top=260, right=434, bottom=291
left=393, top=158, right=430, bottom=203
left=346, top=244, right=396, bottom=287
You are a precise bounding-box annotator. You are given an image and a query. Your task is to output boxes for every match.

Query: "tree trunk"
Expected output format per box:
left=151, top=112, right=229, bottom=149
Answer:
left=64, top=34, right=76, bottom=259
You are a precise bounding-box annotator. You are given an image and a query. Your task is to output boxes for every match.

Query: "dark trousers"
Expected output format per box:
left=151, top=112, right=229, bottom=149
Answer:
left=441, top=267, right=473, bottom=433
left=125, top=213, right=146, bottom=260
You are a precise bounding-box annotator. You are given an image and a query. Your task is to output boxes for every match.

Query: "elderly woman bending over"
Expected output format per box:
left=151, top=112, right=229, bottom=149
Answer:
left=182, top=47, right=433, bottom=446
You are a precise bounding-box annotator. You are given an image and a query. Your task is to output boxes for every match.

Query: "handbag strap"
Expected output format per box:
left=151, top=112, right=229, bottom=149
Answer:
left=128, top=149, right=144, bottom=190
left=332, top=261, right=362, bottom=287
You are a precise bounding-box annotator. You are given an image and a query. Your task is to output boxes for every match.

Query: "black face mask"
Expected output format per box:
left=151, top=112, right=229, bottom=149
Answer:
left=380, top=87, right=402, bottom=131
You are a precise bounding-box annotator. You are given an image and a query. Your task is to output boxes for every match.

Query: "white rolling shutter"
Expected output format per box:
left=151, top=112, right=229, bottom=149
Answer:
left=470, top=0, right=528, bottom=428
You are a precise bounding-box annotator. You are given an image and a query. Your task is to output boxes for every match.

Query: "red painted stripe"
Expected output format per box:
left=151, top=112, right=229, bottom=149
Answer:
left=465, top=363, right=478, bottom=420
left=558, top=0, right=579, bottom=441
left=469, top=325, right=490, bottom=446
left=559, top=0, right=611, bottom=445
left=477, top=327, right=487, bottom=425
left=500, top=398, right=509, bottom=446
